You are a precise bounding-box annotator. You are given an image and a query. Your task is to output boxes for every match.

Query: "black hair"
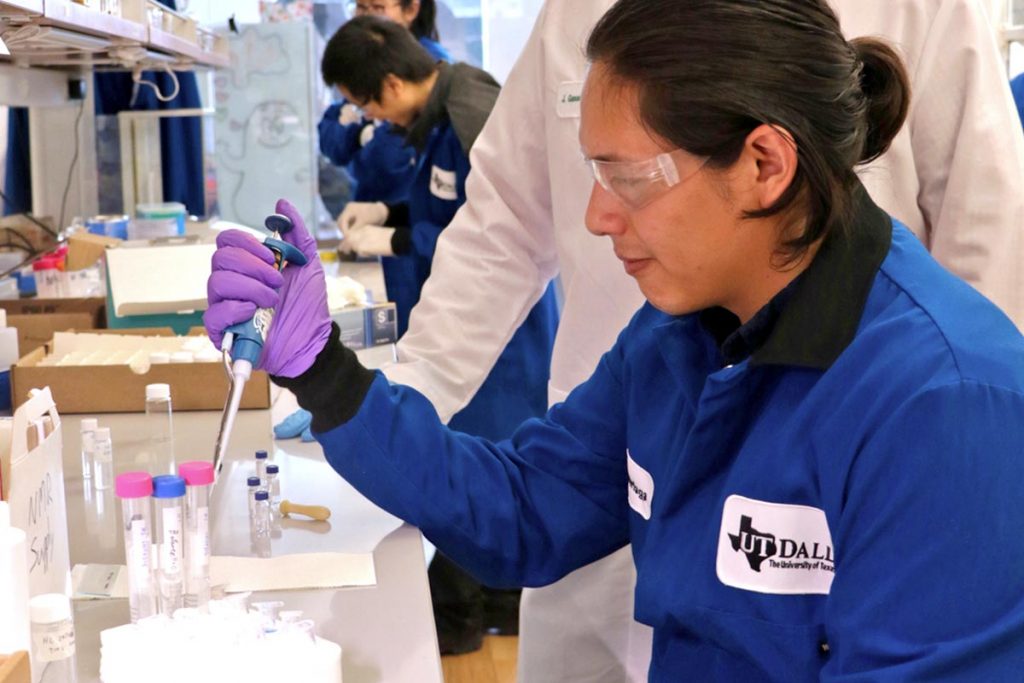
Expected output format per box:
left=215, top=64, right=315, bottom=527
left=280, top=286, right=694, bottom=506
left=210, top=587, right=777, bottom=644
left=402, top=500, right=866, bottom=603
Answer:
left=586, top=0, right=911, bottom=261
left=322, top=15, right=437, bottom=104
left=405, top=0, right=439, bottom=42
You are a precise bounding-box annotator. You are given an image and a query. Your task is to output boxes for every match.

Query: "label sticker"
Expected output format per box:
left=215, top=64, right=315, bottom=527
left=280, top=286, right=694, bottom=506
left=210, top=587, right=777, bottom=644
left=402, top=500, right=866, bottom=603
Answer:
left=716, top=495, right=835, bottom=595
left=626, top=450, right=654, bottom=520
left=429, top=165, right=458, bottom=201
left=556, top=81, right=583, bottom=119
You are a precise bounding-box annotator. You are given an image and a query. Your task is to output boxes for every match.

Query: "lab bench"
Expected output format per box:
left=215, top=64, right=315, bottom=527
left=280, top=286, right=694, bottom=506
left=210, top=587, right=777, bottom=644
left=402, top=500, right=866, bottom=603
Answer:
left=47, top=345, right=444, bottom=683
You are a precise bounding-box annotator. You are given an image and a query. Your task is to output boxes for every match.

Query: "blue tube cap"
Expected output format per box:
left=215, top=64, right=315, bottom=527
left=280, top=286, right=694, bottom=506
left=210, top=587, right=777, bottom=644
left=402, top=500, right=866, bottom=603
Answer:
left=247, top=476, right=261, bottom=487
left=255, top=450, right=268, bottom=460
left=266, top=464, right=279, bottom=475
left=152, top=474, right=186, bottom=498
left=254, top=490, right=269, bottom=501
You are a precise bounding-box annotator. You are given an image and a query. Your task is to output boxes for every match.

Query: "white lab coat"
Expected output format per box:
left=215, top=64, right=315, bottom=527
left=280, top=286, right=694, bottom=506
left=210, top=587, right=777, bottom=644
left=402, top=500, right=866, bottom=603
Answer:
left=383, top=1, right=1024, bottom=680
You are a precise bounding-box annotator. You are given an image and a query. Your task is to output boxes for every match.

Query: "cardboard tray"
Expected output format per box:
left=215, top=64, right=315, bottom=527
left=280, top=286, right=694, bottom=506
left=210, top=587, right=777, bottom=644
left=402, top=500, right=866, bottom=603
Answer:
left=10, top=329, right=270, bottom=413
left=0, top=297, right=107, bottom=355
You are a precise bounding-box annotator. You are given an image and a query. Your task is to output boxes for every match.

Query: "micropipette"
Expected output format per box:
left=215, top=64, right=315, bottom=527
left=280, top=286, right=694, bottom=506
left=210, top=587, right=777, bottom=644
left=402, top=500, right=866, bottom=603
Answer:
left=213, top=213, right=308, bottom=481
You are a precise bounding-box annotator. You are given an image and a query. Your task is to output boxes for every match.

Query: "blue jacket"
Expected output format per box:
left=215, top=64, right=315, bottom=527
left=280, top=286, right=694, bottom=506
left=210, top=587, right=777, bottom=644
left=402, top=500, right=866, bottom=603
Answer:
left=298, top=191, right=1024, bottom=680
left=395, top=62, right=558, bottom=439
left=318, top=36, right=452, bottom=346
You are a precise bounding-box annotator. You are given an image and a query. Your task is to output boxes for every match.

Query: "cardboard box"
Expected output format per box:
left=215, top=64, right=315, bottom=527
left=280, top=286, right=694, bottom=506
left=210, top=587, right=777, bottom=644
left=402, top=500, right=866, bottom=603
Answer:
left=332, top=302, right=398, bottom=350
left=0, top=652, right=30, bottom=683
left=0, top=297, right=107, bottom=355
left=66, top=231, right=122, bottom=271
left=11, top=329, right=270, bottom=413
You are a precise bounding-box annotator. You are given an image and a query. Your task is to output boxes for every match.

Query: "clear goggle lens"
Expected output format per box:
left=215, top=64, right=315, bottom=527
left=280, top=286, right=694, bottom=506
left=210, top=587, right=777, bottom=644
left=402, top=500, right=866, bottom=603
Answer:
left=588, top=151, right=704, bottom=209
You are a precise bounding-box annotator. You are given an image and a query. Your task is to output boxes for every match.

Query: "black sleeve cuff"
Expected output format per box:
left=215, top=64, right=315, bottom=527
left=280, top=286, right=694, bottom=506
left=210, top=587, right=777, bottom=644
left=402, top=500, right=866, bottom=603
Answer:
left=271, top=323, right=376, bottom=433
left=384, top=202, right=411, bottom=228
left=390, top=226, right=413, bottom=255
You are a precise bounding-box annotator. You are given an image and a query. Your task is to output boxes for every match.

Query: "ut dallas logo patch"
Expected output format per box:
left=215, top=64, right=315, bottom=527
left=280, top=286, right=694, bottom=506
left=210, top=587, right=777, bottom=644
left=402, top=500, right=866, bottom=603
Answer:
left=716, top=495, right=835, bottom=595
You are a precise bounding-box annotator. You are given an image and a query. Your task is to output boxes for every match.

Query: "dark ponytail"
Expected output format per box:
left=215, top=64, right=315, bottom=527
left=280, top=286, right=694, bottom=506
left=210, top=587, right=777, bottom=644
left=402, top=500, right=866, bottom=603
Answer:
left=587, top=0, right=912, bottom=262
left=852, top=37, right=911, bottom=164
left=405, top=0, right=439, bottom=42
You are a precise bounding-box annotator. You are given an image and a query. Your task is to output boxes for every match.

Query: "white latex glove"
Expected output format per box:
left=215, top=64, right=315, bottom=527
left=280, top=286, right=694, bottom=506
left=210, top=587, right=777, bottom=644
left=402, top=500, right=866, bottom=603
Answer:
left=346, top=224, right=395, bottom=257
left=337, top=201, right=388, bottom=233
left=338, top=103, right=362, bottom=126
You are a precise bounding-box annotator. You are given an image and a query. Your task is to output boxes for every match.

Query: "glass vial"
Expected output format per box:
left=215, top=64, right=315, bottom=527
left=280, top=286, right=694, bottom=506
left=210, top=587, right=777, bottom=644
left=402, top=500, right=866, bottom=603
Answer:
left=253, top=490, right=271, bottom=536
left=178, top=461, right=213, bottom=612
left=144, top=383, right=175, bottom=475
left=265, top=464, right=280, bottom=505
left=152, top=475, right=186, bottom=616
left=79, top=418, right=97, bottom=480
left=29, top=593, right=77, bottom=682
left=115, top=472, right=156, bottom=623
left=255, top=449, right=269, bottom=482
left=92, top=428, right=114, bottom=491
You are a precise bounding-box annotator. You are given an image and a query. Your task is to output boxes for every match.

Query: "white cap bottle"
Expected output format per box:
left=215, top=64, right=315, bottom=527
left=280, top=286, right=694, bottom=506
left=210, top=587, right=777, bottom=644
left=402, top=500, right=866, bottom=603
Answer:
left=0, top=501, right=31, bottom=657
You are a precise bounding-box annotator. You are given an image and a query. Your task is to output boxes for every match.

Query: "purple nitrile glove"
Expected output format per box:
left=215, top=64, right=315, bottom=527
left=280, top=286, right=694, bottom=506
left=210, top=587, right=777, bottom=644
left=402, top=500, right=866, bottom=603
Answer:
left=204, top=199, right=332, bottom=378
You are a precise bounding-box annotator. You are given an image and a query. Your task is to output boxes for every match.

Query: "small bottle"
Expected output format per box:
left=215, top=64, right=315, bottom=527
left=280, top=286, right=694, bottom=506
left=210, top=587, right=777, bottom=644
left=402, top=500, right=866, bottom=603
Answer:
left=115, top=472, right=156, bottom=623
left=178, top=461, right=213, bottom=612
left=144, top=383, right=175, bottom=475
left=246, top=476, right=261, bottom=517
left=80, top=418, right=98, bottom=480
left=255, top=449, right=269, bottom=482
left=265, top=464, right=280, bottom=505
left=253, top=490, right=271, bottom=536
left=92, top=428, right=114, bottom=491
left=0, top=502, right=30, bottom=658
left=29, top=593, right=77, bottom=682
left=152, top=475, right=186, bottom=616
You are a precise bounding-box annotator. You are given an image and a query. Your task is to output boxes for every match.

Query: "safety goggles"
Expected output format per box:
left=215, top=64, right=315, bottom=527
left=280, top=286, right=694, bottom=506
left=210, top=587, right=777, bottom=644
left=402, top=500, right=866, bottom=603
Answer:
left=587, top=150, right=705, bottom=209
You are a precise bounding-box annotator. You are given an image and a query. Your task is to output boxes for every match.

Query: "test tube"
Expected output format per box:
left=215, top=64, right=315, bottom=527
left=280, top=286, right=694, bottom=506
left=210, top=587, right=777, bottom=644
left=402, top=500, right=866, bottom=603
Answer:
left=92, top=428, right=114, bottom=491
left=178, top=461, right=213, bottom=612
left=265, top=464, right=280, bottom=505
left=115, top=472, right=156, bottom=623
left=80, top=418, right=98, bottom=480
left=255, top=450, right=269, bottom=482
left=152, top=475, right=186, bottom=616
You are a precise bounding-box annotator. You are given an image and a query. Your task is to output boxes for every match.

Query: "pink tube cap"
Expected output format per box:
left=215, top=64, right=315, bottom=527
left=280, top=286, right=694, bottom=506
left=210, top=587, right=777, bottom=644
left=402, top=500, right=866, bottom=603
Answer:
left=115, top=472, right=153, bottom=499
left=178, top=461, right=215, bottom=486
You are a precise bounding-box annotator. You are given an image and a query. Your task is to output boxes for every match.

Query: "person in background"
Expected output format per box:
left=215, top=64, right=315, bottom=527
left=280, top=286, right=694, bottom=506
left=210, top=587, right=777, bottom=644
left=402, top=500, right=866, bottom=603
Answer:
left=204, top=0, right=1024, bottom=676
left=369, top=0, right=1024, bottom=679
left=318, top=0, right=451, bottom=335
left=321, top=15, right=559, bottom=654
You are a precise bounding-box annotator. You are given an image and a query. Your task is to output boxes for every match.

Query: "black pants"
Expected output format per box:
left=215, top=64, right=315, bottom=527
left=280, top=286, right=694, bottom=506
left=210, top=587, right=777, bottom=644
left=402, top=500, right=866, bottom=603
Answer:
left=428, top=551, right=521, bottom=655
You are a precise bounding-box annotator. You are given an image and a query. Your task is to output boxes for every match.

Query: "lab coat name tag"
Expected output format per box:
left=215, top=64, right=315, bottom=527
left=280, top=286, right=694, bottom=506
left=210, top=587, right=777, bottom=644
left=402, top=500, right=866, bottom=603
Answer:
left=430, top=165, right=458, bottom=201
left=556, top=81, right=583, bottom=119
left=716, top=495, right=835, bottom=595
left=626, top=450, right=654, bottom=520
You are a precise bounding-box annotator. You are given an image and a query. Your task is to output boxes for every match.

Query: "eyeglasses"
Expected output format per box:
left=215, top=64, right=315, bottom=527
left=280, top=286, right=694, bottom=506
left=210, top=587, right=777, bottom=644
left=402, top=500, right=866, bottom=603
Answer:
left=347, top=1, right=401, bottom=16
left=587, top=150, right=705, bottom=209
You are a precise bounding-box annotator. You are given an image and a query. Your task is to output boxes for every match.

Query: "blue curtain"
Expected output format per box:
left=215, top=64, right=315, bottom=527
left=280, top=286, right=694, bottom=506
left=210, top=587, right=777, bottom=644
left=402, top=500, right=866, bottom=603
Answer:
left=4, top=0, right=205, bottom=218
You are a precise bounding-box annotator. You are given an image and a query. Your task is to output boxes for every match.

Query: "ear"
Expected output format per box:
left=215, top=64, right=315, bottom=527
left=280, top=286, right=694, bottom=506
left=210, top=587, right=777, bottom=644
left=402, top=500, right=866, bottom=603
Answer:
left=742, top=124, right=798, bottom=209
left=382, top=73, right=404, bottom=99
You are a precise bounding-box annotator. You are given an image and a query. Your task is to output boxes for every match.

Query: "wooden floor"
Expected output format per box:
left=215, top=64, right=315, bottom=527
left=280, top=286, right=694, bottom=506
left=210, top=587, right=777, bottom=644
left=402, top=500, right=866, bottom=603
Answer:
left=442, top=635, right=518, bottom=683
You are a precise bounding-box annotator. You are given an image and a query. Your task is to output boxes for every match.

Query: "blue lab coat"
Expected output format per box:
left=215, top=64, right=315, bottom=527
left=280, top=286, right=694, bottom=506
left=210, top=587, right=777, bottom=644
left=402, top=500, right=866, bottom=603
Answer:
left=1012, top=73, right=1024, bottom=129
left=306, top=190, right=1024, bottom=680
left=397, top=62, right=558, bottom=440
left=318, top=36, right=451, bottom=335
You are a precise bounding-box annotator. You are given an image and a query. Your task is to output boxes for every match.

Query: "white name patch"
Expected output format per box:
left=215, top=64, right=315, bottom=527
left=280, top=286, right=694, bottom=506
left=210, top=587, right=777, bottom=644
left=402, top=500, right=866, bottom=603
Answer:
left=556, top=81, right=583, bottom=119
left=626, top=450, right=654, bottom=520
left=716, top=495, right=835, bottom=595
left=429, top=165, right=458, bottom=201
